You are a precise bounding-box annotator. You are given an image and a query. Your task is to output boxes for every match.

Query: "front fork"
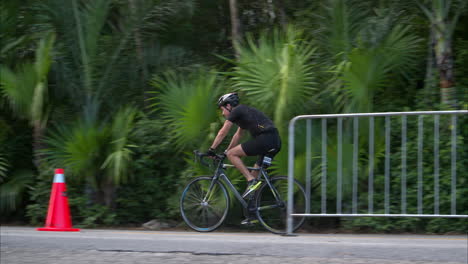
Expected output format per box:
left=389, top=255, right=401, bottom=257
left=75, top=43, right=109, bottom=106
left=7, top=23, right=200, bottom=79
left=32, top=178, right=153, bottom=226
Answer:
left=202, top=169, right=222, bottom=202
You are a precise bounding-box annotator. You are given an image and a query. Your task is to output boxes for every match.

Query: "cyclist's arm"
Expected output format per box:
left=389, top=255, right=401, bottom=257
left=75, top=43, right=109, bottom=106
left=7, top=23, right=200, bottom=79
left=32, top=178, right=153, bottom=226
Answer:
left=210, top=120, right=233, bottom=150
left=226, top=127, right=244, bottom=151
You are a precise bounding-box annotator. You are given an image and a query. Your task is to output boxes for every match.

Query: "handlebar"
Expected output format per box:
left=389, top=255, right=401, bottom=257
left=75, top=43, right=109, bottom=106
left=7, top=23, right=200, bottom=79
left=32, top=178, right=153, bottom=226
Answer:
left=193, top=150, right=226, bottom=167
left=193, top=150, right=261, bottom=171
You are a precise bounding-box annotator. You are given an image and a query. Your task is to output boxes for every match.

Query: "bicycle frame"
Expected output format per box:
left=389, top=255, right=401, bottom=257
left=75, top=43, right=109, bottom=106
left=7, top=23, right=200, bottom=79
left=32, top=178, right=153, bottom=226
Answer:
left=204, top=158, right=283, bottom=211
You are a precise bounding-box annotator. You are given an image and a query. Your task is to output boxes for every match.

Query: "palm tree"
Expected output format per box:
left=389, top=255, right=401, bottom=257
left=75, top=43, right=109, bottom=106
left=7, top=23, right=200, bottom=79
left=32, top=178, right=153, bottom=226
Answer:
left=42, top=106, right=139, bottom=207
left=0, top=32, right=55, bottom=167
left=417, top=0, right=467, bottom=107
left=311, top=0, right=423, bottom=113
left=36, top=0, right=195, bottom=110
left=0, top=0, right=197, bottom=212
left=32, top=0, right=196, bottom=206
left=336, top=23, right=423, bottom=113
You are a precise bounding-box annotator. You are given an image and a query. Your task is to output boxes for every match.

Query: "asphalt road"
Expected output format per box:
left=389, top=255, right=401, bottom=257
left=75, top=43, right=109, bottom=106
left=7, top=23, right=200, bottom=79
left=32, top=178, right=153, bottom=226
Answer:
left=1, top=226, right=467, bottom=264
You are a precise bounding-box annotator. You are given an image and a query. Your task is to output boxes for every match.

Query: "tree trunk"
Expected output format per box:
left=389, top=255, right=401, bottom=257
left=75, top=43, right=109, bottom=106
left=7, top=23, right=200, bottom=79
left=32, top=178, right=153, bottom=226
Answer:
left=434, top=37, right=456, bottom=107
left=229, top=0, right=241, bottom=58
left=430, top=1, right=460, bottom=108
left=32, top=123, right=45, bottom=168
left=276, top=0, right=288, bottom=29
left=95, top=180, right=116, bottom=208
left=102, top=181, right=116, bottom=208
left=424, top=25, right=438, bottom=105
left=266, top=0, right=276, bottom=24
left=129, top=0, right=148, bottom=105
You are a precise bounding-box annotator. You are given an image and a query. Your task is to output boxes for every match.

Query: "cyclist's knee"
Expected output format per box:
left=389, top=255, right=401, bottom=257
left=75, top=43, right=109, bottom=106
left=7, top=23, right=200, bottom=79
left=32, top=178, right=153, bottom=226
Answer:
left=226, top=146, right=245, bottom=159
left=225, top=149, right=237, bottom=160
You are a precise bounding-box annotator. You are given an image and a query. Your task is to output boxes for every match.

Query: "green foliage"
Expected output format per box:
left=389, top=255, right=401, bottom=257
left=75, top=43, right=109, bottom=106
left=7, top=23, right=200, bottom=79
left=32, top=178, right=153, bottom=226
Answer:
left=68, top=194, right=117, bottom=228
left=42, top=120, right=109, bottom=186
left=149, top=69, right=223, bottom=151
left=221, top=25, right=320, bottom=176
left=229, top=25, right=318, bottom=132
left=0, top=114, right=35, bottom=216
left=42, top=105, right=139, bottom=189
left=312, top=0, right=370, bottom=60
left=1, top=30, right=55, bottom=202
left=0, top=169, right=35, bottom=213
left=321, top=4, right=424, bottom=113
left=2, top=0, right=467, bottom=233
left=114, top=118, right=185, bottom=223
left=0, top=32, right=55, bottom=126
left=25, top=167, right=56, bottom=225
left=454, top=39, right=468, bottom=105
left=26, top=166, right=116, bottom=227
left=0, top=154, right=9, bottom=182
left=101, top=106, right=139, bottom=185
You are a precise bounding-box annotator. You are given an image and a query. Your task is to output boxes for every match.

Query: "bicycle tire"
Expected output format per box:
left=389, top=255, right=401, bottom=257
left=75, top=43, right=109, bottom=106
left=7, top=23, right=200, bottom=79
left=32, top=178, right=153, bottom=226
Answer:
left=254, top=176, right=307, bottom=234
left=180, top=176, right=230, bottom=232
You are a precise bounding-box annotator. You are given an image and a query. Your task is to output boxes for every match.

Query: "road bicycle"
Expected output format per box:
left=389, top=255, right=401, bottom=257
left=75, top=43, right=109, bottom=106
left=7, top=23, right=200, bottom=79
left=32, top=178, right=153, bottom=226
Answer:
left=180, top=151, right=308, bottom=234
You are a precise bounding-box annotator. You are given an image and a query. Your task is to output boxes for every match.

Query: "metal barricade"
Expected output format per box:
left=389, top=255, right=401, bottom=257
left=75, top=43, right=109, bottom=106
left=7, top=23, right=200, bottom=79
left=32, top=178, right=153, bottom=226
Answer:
left=286, top=110, right=468, bottom=235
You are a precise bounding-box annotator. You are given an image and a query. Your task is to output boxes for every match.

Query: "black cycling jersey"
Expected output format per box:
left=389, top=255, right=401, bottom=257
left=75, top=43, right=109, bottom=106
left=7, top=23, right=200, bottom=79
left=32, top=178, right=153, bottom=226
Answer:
left=227, top=105, right=275, bottom=137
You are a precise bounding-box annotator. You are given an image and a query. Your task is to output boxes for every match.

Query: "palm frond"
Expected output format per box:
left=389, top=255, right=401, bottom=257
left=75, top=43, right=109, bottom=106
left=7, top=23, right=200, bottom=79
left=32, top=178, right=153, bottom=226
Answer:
left=96, top=0, right=195, bottom=95
left=42, top=120, right=109, bottom=186
left=380, top=25, right=423, bottom=80
left=340, top=48, right=389, bottom=113
left=83, top=0, right=111, bottom=61
left=0, top=32, right=55, bottom=126
left=34, top=32, right=55, bottom=78
left=149, top=69, right=222, bottom=151
left=0, top=154, right=9, bottom=182
left=31, top=32, right=55, bottom=127
left=42, top=104, right=139, bottom=188
left=314, top=0, right=370, bottom=61
left=0, top=169, right=34, bottom=213
left=229, top=26, right=318, bottom=131
left=329, top=10, right=423, bottom=113
left=139, top=0, right=196, bottom=34
left=0, top=63, right=37, bottom=119
left=101, top=106, right=139, bottom=185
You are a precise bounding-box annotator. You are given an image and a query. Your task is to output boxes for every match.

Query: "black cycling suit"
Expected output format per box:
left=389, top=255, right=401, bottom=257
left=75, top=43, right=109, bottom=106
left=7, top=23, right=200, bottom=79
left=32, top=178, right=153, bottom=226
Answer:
left=227, top=104, right=281, bottom=166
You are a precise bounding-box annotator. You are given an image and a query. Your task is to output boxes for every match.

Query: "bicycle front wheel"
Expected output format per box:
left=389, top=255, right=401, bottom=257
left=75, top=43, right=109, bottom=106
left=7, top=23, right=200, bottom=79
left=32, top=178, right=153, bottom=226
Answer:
left=255, top=176, right=307, bottom=234
left=180, top=176, right=229, bottom=232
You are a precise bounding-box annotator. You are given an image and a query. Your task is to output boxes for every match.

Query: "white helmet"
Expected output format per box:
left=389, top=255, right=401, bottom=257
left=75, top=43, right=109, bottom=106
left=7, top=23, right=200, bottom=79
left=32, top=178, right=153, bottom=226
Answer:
left=217, top=93, right=239, bottom=107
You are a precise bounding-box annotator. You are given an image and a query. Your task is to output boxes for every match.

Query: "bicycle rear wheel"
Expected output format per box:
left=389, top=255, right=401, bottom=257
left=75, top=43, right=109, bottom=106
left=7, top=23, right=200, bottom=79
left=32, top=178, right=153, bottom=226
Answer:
left=255, top=176, right=307, bottom=234
left=180, top=176, right=229, bottom=232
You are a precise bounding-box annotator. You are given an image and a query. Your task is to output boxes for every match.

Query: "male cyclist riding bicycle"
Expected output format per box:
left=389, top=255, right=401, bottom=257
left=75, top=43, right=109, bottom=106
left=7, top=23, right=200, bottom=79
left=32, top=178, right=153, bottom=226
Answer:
left=206, top=92, right=281, bottom=224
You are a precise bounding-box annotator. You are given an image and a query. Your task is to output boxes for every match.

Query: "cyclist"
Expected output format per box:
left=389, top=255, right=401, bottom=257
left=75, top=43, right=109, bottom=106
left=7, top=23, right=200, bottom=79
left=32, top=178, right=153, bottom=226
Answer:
left=206, top=92, right=281, bottom=224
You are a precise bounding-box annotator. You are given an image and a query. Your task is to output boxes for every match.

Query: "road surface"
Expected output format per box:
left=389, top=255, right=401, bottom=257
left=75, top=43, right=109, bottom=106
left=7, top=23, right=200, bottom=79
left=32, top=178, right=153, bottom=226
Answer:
left=1, top=226, right=466, bottom=264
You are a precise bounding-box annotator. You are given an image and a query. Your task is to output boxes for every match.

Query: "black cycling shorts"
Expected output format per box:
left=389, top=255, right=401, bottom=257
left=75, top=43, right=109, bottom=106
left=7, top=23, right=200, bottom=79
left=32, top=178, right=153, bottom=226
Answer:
left=241, top=129, right=281, bottom=166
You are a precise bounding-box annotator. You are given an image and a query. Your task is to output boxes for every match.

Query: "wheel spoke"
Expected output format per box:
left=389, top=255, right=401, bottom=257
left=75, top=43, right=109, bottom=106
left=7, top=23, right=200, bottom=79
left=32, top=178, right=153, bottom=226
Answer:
left=258, top=204, right=279, bottom=211
left=186, top=193, right=203, bottom=202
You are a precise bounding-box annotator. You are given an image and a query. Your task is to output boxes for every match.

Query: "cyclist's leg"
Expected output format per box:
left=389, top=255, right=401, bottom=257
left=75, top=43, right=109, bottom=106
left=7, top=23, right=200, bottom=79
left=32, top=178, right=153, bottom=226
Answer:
left=242, top=132, right=281, bottom=179
left=251, top=163, right=261, bottom=179
left=225, top=145, right=255, bottom=181
left=241, top=188, right=260, bottom=225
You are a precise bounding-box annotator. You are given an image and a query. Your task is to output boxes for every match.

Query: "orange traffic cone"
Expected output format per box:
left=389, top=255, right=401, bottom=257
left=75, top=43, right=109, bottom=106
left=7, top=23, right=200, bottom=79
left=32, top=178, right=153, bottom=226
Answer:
left=37, top=169, right=80, bottom=232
